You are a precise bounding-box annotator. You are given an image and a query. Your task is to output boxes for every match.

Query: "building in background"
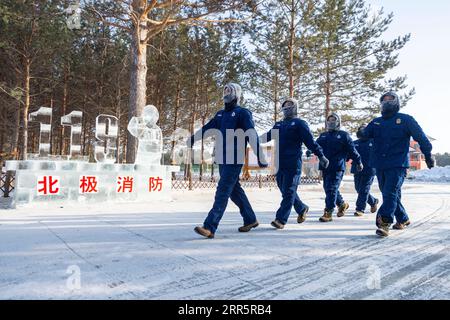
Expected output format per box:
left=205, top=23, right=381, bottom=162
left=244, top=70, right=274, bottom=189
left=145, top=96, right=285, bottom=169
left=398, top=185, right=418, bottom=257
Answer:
left=409, top=136, right=436, bottom=171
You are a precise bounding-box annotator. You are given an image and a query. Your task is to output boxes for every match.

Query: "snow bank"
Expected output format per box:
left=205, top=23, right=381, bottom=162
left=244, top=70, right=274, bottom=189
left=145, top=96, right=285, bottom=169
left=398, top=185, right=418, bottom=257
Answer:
left=409, top=166, right=450, bottom=182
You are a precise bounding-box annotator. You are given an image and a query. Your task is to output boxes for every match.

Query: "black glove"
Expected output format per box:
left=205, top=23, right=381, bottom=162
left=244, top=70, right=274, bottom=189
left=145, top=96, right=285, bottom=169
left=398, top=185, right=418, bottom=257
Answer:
left=356, top=163, right=364, bottom=172
left=425, top=156, right=435, bottom=169
left=319, top=156, right=329, bottom=169
left=306, top=150, right=313, bottom=158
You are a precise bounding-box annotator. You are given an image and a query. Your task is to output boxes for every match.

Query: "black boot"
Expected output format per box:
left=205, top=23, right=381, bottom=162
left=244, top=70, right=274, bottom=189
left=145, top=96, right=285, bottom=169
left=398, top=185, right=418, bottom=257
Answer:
left=370, top=199, right=379, bottom=213
left=376, top=217, right=391, bottom=237
left=297, top=206, right=309, bottom=224
left=376, top=214, right=382, bottom=228
left=194, top=226, right=214, bottom=239
left=393, top=220, right=411, bottom=230
left=271, top=219, right=284, bottom=229
left=354, top=210, right=364, bottom=217
left=319, top=209, right=333, bottom=222
left=337, top=202, right=349, bottom=217
left=238, top=221, right=259, bottom=232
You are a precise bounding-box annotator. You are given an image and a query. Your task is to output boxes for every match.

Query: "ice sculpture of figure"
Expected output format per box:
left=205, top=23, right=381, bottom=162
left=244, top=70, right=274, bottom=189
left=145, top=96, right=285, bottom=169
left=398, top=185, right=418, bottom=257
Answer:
left=127, top=105, right=163, bottom=165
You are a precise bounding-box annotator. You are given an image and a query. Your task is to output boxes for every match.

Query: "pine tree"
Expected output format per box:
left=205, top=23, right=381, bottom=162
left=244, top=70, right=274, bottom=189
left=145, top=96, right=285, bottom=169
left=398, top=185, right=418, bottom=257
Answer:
left=0, top=0, right=69, bottom=159
left=247, top=0, right=319, bottom=127
left=306, top=0, right=415, bottom=131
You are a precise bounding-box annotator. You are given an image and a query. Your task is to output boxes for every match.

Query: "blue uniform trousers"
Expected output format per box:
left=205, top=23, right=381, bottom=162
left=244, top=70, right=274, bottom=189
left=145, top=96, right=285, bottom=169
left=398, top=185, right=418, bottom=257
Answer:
left=204, top=164, right=257, bottom=233
left=275, top=169, right=308, bottom=224
left=354, top=173, right=377, bottom=212
left=376, top=168, right=409, bottom=224
left=322, top=170, right=345, bottom=210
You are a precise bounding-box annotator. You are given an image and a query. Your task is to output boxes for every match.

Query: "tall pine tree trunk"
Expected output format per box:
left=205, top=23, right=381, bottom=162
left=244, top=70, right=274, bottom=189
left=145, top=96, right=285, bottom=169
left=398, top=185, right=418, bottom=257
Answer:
left=273, top=63, right=279, bottom=122
left=185, top=71, right=199, bottom=181
left=11, top=101, right=21, bottom=159
left=288, top=0, right=296, bottom=98
left=324, top=58, right=332, bottom=119
left=49, top=96, right=54, bottom=155
left=199, top=116, right=205, bottom=181
left=170, top=81, right=180, bottom=166
left=0, top=127, right=4, bottom=156
left=60, top=65, right=68, bottom=155
left=21, top=58, right=31, bottom=160
left=126, top=2, right=148, bottom=164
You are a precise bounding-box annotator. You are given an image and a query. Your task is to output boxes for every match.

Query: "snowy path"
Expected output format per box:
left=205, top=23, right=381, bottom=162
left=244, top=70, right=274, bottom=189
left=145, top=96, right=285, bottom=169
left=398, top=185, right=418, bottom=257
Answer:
left=0, top=181, right=449, bottom=299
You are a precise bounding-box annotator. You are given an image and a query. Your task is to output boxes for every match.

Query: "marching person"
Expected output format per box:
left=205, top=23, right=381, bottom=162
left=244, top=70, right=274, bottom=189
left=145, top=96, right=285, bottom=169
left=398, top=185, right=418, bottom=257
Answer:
left=316, top=113, right=363, bottom=222
left=261, top=98, right=329, bottom=229
left=358, top=91, right=434, bottom=237
left=188, top=82, right=267, bottom=239
left=351, top=126, right=379, bottom=217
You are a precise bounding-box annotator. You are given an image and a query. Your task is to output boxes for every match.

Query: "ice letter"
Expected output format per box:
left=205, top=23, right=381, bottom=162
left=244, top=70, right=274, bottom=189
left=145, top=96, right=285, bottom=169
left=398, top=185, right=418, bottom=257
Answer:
left=28, top=107, right=52, bottom=158
left=61, top=110, right=83, bottom=159
left=94, top=114, right=118, bottom=163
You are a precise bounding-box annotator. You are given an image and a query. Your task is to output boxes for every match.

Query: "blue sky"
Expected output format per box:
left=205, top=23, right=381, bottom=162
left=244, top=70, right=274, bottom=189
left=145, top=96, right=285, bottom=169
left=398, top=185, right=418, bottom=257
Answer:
left=366, top=0, right=450, bottom=153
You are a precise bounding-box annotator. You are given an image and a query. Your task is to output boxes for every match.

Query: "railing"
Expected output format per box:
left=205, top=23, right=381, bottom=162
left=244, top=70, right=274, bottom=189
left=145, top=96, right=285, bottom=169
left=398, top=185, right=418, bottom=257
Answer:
left=171, top=174, right=320, bottom=190
left=0, top=170, right=15, bottom=197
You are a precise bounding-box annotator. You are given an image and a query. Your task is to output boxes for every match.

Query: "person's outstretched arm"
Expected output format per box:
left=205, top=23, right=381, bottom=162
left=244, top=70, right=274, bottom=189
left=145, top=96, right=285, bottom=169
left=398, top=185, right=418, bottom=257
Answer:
left=240, top=109, right=267, bottom=167
left=299, top=122, right=329, bottom=168
left=259, top=126, right=274, bottom=143
left=358, top=120, right=375, bottom=139
left=407, top=116, right=434, bottom=168
left=188, top=115, right=219, bottom=148
left=298, top=120, right=324, bottom=158
left=345, top=134, right=363, bottom=171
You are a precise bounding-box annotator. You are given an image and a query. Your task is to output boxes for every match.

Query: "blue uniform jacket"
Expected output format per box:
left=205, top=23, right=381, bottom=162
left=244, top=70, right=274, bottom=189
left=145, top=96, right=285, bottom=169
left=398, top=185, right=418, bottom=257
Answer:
left=316, top=130, right=361, bottom=172
left=263, top=118, right=324, bottom=170
left=362, top=113, right=432, bottom=170
left=351, top=139, right=376, bottom=176
left=191, top=105, right=263, bottom=165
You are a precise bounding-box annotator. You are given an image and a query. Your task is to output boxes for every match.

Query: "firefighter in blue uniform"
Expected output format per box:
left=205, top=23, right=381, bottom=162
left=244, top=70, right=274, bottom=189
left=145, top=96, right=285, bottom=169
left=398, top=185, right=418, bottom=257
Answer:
left=359, top=91, right=434, bottom=237
left=316, top=113, right=363, bottom=222
left=351, top=126, right=379, bottom=217
left=261, top=98, right=329, bottom=229
left=189, top=83, right=267, bottom=238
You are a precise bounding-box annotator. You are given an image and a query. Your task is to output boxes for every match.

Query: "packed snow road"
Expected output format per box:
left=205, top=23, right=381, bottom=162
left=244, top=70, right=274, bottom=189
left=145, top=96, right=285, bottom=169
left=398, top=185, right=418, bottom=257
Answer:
left=0, top=180, right=449, bottom=299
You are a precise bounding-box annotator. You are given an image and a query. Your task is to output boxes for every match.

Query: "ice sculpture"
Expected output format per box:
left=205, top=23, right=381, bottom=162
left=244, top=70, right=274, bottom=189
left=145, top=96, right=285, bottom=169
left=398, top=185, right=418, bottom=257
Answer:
left=6, top=106, right=179, bottom=208
left=94, top=114, right=118, bottom=163
left=61, top=110, right=83, bottom=159
left=28, top=107, right=52, bottom=158
left=127, top=105, right=163, bottom=165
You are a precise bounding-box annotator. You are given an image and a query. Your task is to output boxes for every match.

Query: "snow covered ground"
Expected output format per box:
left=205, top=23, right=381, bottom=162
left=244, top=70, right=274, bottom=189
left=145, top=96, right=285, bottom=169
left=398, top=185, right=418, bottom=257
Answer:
left=409, top=166, right=450, bottom=183
left=0, top=179, right=449, bottom=300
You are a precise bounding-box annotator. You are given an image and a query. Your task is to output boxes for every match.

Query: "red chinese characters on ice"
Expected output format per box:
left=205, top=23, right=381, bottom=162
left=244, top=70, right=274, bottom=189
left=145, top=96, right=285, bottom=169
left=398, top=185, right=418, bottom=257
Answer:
left=79, top=176, right=98, bottom=194
left=37, top=176, right=60, bottom=195
left=117, top=176, right=134, bottom=193
left=149, top=177, right=163, bottom=192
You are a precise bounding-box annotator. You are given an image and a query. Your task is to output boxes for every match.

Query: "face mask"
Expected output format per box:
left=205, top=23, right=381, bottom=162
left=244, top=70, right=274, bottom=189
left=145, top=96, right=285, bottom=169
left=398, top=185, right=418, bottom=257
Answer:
left=327, top=121, right=338, bottom=131
left=223, top=85, right=237, bottom=104
left=224, top=94, right=235, bottom=104
left=326, top=116, right=339, bottom=131
left=381, top=100, right=398, bottom=117
left=380, top=92, right=400, bottom=118
left=281, top=100, right=297, bottom=119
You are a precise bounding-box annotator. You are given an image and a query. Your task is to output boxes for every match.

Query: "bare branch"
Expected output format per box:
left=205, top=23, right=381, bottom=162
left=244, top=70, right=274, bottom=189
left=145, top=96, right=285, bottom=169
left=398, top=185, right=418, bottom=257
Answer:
left=89, top=6, right=132, bottom=32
